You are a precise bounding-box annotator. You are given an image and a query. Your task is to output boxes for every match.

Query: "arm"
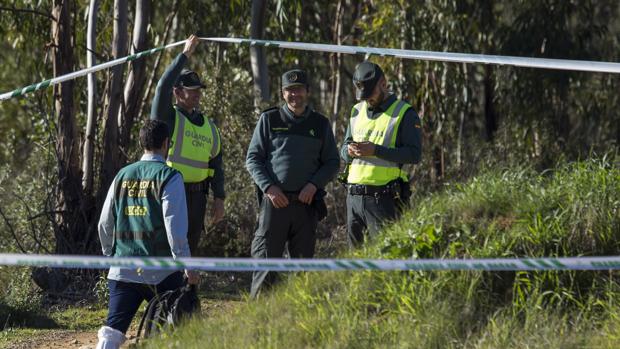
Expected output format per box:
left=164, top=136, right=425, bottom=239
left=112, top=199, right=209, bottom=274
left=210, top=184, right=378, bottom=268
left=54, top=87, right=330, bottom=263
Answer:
left=245, top=114, right=275, bottom=193
left=209, top=131, right=225, bottom=199
left=98, top=181, right=116, bottom=256
left=374, top=109, right=422, bottom=164
left=150, top=53, right=187, bottom=130
left=161, top=173, right=191, bottom=258
left=209, top=149, right=225, bottom=224
left=339, top=122, right=354, bottom=163
left=310, top=120, right=340, bottom=188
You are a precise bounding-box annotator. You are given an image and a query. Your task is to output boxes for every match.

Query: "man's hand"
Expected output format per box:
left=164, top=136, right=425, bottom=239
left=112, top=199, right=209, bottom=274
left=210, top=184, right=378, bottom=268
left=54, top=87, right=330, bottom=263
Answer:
left=348, top=141, right=376, bottom=157
left=298, top=182, right=317, bottom=205
left=210, top=197, right=225, bottom=224
left=265, top=185, right=289, bottom=208
left=185, top=270, right=200, bottom=285
left=183, top=34, right=200, bottom=57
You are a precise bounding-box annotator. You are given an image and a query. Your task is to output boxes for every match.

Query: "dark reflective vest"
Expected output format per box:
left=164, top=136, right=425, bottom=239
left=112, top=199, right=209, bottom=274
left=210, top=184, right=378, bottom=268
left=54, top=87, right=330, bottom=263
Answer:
left=112, top=160, right=179, bottom=257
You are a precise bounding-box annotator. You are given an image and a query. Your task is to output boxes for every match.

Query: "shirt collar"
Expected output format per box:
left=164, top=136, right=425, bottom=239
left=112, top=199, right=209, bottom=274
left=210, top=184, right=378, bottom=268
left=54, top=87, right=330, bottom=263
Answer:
left=282, top=104, right=311, bottom=122
left=140, top=153, right=166, bottom=162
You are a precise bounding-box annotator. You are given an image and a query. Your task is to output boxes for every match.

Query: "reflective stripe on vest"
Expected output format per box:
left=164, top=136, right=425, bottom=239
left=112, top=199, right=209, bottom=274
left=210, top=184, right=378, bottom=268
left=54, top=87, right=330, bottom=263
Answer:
left=167, top=108, right=221, bottom=183
left=347, top=99, right=410, bottom=185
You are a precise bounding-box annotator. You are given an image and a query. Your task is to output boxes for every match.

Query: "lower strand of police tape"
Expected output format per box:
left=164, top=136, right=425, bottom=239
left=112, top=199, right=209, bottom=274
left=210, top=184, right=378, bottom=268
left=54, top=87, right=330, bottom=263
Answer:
left=1, top=254, right=620, bottom=272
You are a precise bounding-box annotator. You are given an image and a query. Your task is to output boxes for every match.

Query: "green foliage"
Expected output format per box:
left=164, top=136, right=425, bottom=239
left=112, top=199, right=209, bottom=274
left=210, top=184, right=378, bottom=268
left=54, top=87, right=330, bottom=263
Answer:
left=144, top=159, right=620, bottom=348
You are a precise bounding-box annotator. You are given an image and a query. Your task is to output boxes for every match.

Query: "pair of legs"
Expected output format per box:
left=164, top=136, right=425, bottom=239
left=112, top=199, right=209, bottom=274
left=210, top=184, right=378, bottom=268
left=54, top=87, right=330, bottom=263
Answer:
left=250, top=199, right=318, bottom=298
left=346, top=193, right=401, bottom=246
left=96, top=272, right=184, bottom=349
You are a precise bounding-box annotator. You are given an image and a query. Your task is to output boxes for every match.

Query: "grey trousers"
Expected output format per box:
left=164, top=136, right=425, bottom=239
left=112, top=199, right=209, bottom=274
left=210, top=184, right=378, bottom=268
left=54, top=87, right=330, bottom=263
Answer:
left=250, top=199, right=317, bottom=298
left=346, top=193, right=401, bottom=246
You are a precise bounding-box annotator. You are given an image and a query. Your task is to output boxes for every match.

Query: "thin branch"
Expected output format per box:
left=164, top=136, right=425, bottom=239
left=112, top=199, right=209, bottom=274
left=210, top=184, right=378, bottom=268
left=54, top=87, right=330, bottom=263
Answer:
left=0, top=6, right=56, bottom=21
left=0, top=206, right=27, bottom=253
left=13, top=194, right=52, bottom=254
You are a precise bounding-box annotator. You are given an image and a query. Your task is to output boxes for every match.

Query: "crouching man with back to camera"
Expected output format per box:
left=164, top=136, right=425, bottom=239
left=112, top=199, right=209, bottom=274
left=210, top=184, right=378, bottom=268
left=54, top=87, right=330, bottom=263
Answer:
left=95, top=120, right=199, bottom=349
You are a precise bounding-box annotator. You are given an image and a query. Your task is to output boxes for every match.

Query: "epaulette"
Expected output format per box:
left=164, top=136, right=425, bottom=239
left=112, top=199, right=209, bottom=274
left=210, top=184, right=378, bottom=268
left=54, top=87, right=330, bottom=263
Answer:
left=261, top=106, right=279, bottom=114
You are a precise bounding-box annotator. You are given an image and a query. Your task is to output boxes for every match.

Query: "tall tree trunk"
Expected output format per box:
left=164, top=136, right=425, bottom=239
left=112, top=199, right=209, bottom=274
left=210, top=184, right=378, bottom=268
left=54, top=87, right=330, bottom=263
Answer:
left=483, top=65, right=497, bottom=141
left=51, top=0, right=85, bottom=254
left=82, top=0, right=99, bottom=195
left=330, top=0, right=343, bottom=134
left=138, top=0, right=178, bottom=119
left=250, top=0, right=269, bottom=108
left=99, top=0, right=127, bottom=199
left=119, top=0, right=150, bottom=164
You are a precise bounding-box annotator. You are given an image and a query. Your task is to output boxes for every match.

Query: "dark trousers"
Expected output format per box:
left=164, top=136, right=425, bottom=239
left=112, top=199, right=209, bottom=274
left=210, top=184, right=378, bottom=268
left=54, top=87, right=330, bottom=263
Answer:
left=346, top=193, right=401, bottom=246
left=105, top=271, right=184, bottom=333
left=185, top=187, right=207, bottom=256
left=250, top=199, right=317, bottom=298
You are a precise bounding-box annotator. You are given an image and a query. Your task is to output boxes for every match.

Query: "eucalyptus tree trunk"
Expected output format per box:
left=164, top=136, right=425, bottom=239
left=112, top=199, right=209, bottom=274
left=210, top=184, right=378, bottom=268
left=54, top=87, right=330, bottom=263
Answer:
left=51, top=0, right=85, bottom=254
left=330, top=0, right=343, bottom=134
left=100, top=0, right=128, bottom=197
left=82, top=0, right=99, bottom=195
left=119, top=0, right=150, bottom=163
left=250, top=0, right=269, bottom=108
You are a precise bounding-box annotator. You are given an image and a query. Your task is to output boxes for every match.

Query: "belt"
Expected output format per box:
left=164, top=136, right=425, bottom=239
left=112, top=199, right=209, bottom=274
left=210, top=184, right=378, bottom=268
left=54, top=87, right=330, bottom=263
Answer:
left=348, top=183, right=397, bottom=196
left=184, top=180, right=209, bottom=193
left=283, top=192, right=300, bottom=202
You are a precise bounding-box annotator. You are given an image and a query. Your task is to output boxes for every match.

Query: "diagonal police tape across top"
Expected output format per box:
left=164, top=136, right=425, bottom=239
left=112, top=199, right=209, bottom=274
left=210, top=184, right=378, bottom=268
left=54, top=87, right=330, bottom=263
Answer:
left=0, top=40, right=187, bottom=102
left=2, top=36, right=620, bottom=102
left=2, top=253, right=620, bottom=271
left=204, top=37, right=620, bottom=74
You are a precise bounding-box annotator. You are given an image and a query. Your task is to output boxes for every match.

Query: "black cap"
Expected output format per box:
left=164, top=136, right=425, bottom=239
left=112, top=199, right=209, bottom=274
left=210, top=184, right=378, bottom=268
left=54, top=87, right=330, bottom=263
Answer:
left=352, top=61, right=384, bottom=100
left=281, top=69, right=308, bottom=89
left=175, top=69, right=206, bottom=89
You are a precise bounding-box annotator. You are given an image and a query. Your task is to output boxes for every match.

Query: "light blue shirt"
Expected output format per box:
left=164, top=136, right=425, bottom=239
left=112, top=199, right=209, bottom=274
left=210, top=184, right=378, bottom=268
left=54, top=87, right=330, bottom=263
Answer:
left=98, top=153, right=190, bottom=284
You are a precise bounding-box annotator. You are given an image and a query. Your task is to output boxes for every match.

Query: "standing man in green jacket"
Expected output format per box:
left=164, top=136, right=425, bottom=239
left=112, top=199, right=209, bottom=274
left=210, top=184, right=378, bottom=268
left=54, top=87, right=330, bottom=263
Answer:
left=340, top=61, right=422, bottom=246
left=150, top=35, right=225, bottom=255
left=246, top=69, right=340, bottom=298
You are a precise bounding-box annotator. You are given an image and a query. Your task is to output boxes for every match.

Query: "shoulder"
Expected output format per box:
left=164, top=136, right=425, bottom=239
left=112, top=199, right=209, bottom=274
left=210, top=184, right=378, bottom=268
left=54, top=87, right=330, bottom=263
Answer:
left=309, top=110, right=329, bottom=123
left=397, top=101, right=422, bottom=129
left=258, top=106, right=282, bottom=125
left=260, top=106, right=280, bottom=118
left=312, top=111, right=333, bottom=133
left=351, top=102, right=365, bottom=117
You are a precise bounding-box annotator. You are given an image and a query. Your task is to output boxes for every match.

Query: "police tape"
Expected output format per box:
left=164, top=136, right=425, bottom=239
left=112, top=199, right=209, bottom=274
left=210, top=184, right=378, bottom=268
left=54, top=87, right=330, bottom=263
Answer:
left=0, top=39, right=187, bottom=101
left=2, top=36, right=620, bottom=102
left=202, top=37, right=620, bottom=74
left=1, top=253, right=620, bottom=272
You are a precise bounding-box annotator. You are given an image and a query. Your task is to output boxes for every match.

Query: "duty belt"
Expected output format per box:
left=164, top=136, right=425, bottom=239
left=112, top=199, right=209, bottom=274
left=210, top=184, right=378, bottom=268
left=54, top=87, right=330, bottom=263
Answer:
left=347, top=182, right=399, bottom=196
left=184, top=180, right=209, bottom=193
left=283, top=192, right=301, bottom=202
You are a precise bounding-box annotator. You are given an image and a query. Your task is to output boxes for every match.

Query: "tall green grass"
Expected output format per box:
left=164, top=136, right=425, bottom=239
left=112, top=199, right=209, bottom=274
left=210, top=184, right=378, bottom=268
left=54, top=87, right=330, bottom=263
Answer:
left=146, top=159, right=620, bottom=348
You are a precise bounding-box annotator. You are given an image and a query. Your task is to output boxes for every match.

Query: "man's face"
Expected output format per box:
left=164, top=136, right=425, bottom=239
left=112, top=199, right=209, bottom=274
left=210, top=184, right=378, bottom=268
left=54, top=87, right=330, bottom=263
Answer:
left=364, top=78, right=386, bottom=108
left=282, top=85, right=308, bottom=110
left=174, top=87, right=201, bottom=109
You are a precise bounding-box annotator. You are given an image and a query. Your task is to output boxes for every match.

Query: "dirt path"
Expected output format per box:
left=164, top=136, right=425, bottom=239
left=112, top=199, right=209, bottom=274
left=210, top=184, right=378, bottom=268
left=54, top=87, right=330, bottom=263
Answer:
left=8, top=298, right=242, bottom=349
left=7, top=273, right=249, bottom=349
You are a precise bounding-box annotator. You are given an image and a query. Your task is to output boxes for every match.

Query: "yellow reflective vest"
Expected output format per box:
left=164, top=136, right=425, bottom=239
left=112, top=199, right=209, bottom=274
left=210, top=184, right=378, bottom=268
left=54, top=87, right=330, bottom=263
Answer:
left=167, top=107, right=221, bottom=183
left=347, top=99, right=411, bottom=186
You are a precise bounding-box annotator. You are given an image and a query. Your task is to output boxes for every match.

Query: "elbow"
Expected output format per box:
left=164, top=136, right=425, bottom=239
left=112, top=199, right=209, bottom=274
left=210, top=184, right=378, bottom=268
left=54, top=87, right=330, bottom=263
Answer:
left=411, top=150, right=422, bottom=164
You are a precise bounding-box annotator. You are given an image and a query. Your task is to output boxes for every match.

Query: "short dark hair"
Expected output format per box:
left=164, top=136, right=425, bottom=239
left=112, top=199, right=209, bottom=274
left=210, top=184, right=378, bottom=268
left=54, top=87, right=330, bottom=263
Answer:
left=139, top=120, right=169, bottom=151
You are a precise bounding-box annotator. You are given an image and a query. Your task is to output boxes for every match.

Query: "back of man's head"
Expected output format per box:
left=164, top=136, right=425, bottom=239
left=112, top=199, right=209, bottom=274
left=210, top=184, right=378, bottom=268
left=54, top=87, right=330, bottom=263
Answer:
left=139, top=120, right=169, bottom=151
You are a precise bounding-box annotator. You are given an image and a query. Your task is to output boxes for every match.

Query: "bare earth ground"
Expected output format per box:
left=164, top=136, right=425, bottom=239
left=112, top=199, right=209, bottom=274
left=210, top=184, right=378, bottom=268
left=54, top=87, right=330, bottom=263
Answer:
left=4, top=273, right=249, bottom=349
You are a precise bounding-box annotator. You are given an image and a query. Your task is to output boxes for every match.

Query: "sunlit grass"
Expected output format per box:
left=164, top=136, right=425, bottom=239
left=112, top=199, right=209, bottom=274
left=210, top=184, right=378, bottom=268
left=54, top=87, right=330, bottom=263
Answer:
left=143, top=159, right=619, bottom=348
